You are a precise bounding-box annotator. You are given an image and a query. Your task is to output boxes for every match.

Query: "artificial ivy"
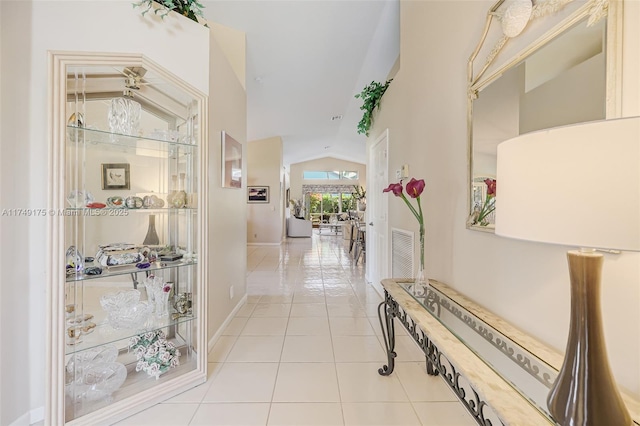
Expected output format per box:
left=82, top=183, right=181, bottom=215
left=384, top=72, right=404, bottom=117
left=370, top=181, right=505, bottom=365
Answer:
left=355, top=79, right=393, bottom=137
left=134, top=0, right=206, bottom=26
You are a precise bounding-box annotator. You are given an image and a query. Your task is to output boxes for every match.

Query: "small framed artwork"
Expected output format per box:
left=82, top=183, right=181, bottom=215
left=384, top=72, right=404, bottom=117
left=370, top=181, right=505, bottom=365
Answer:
left=248, top=186, right=269, bottom=203
left=221, top=131, right=242, bottom=189
left=102, top=163, right=130, bottom=190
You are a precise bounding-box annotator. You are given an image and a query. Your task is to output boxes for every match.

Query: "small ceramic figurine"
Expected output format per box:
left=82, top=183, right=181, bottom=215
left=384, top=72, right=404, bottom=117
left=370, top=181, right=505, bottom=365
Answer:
left=124, top=196, right=143, bottom=209
left=66, top=245, right=84, bottom=275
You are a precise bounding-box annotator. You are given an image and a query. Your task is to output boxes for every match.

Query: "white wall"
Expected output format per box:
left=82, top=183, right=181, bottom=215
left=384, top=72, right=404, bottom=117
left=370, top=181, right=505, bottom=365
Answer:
left=206, top=28, right=248, bottom=342
left=520, top=52, right=605, bottom=133
left=0, top=2, right=210, bottom=424
left=289, top=157, right=367, bottom=201
left=247, top=136, right=283, bottom=244
left=370, top=0, right=640, bottom=396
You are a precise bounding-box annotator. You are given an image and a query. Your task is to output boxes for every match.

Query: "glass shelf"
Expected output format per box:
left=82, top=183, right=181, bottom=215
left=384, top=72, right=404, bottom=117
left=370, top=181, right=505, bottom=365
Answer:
left=65, top=351, right=197, bottom=422
left=399, top=281, right=556, bottom=422
left=64, top=313, right=196, bottom=356
left=66, top=260, right=197, bottom=283
left=66, top=127, right=196, bottom=154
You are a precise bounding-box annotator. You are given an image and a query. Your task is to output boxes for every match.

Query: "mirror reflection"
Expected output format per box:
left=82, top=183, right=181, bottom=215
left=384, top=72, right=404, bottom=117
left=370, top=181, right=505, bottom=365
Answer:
left=469, top=17, right=606, bottom=229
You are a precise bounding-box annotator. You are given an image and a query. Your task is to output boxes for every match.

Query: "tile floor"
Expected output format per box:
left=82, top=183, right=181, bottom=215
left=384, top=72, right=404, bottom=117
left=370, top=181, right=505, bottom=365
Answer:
left=114, top=232, right=475, bottom=426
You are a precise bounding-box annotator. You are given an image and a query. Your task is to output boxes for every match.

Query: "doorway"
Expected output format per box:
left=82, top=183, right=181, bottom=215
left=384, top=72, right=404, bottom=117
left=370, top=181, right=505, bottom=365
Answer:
left=367, top=129, right=389, bottom=292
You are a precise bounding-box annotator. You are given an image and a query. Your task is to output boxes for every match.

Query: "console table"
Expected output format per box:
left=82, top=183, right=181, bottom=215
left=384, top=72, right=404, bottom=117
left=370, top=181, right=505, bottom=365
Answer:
left=377, top=279, right=640, bottom=426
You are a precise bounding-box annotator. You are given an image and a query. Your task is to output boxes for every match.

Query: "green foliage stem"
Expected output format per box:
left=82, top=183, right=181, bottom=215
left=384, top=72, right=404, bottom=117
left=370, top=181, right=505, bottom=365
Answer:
left=352, top=185, right=366, bottom=200
left=355, top=79, right=393, bottom=137
left=134, top=0, right=207, bottom=26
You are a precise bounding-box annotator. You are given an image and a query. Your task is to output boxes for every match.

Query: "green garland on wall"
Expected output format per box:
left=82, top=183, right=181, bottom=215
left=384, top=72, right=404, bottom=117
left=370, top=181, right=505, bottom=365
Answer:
left=134, top=0, right=206, bottom=25
left=355, top=79, right=393, bottom=137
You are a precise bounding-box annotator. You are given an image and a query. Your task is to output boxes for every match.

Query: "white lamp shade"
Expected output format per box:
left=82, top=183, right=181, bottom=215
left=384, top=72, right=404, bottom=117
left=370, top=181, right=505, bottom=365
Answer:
left=496, top=117, right=640, bottom=251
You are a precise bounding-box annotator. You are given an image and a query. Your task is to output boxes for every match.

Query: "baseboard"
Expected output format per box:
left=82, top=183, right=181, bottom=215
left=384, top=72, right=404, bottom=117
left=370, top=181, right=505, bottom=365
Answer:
left=246, top=242, right=281, bottom=246
left=9, top=405, right=43, bottom=426
left=207, top=294, right=248, bottom=353
left=9, top=411, right=29, bottom=426
left=30, top=406, right=44, bottom=425
left=370, top=280, right=384, bottom=297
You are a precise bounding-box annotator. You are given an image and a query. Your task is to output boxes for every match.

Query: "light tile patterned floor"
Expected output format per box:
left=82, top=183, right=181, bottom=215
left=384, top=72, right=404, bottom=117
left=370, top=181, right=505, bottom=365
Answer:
left=114, top=232, right=474, bottom=425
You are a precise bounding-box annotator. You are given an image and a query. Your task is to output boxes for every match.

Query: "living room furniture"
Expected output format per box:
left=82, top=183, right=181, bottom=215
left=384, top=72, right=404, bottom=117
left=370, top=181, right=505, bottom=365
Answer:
left=317, top=214, right=340, bottom=235
left=287, top=216, right=312, bottom=237
left=318, top=223, right=342, bottom=234
left=353, top=222, right=366, bottom=264
left=378, top=279, right=640, bottom=425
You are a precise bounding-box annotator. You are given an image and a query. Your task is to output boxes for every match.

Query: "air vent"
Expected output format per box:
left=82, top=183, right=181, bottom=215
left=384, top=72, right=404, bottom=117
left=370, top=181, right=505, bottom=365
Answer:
left=391, top=228, right=414, bottom=278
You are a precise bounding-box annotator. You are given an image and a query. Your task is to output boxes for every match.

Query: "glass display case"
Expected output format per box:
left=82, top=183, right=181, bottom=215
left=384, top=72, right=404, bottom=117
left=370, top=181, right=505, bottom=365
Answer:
left=48, top=52, right=208, bottom=424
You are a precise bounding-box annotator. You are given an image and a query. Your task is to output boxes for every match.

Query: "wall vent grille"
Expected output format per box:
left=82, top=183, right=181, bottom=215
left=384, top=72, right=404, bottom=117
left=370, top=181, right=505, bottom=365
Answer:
left=391, top=228, right=414, bottom=278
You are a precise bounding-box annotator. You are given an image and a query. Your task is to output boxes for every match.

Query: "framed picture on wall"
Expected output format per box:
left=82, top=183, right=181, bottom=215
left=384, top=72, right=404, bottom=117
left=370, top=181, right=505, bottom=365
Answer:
left=248, top=186, right=269, bottom=203
left=101, top=163, right=130, bottom=190
left=221, top=131, right=242, bottom=189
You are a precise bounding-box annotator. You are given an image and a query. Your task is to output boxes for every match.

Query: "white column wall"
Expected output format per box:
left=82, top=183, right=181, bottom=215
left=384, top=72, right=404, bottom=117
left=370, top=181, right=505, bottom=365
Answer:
left=0, top=2, right=210, bottom=423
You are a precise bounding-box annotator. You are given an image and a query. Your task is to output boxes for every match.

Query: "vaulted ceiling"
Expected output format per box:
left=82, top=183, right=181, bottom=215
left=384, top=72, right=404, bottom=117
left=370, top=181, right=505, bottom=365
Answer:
left=202, top=0, right=400, bottom=167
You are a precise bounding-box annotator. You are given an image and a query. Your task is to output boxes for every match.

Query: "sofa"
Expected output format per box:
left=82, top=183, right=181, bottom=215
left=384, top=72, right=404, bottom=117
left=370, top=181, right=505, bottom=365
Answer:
left=287, top=216, right=312, bottom=237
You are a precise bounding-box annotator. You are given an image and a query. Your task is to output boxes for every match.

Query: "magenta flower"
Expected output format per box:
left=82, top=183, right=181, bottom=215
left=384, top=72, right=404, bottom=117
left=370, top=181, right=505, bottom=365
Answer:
left=470, top=179, right=497, bottom=226
left=383, top=183, right=404, bottom=196
left=382, top=179, right=425, bottom=226
left=162, top=285, right=171, bottom=293
left=406, top=178, right=425, bottom=199
left=383, top=177, right=426, bottom=274
left=484, top=178, right=496, bottom=197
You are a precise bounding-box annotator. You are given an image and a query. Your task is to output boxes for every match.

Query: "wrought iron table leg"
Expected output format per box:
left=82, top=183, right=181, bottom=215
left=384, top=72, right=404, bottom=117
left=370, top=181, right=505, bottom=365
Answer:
left=377, top=299, right=396, bottom=376
left=426, top=344, right=439, bottom=376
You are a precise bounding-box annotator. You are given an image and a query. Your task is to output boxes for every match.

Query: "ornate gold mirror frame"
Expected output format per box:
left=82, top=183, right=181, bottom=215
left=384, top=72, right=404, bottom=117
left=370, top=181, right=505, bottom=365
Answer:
left=466, top=0, right=623, bottom=232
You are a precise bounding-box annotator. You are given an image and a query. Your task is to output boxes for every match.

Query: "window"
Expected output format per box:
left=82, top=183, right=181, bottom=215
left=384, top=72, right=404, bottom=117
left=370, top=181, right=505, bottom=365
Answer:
left=307, top=191, right=355, bottom=222
left=341, top=171, right=358, bottom=180
left=303, top=170, right=358, bottom=180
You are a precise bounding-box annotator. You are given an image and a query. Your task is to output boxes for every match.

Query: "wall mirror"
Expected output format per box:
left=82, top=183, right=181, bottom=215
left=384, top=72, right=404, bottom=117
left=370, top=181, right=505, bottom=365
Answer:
left=466, top=0, right=621, bottom=231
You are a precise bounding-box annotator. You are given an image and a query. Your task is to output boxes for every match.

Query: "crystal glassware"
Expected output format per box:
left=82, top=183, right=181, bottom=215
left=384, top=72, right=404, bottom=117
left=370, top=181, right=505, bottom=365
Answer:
left=99, top=290, right=151, bottom=329
left=108, top=96, right=141, bottom=136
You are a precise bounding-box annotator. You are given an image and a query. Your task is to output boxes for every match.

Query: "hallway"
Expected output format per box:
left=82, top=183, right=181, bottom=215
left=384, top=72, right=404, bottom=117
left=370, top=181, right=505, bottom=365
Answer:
left=115, top=233, right=474, bottom=425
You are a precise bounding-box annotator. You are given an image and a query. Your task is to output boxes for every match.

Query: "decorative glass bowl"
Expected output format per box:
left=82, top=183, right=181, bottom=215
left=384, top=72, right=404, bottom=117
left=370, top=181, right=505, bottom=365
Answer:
left=66, top=344, right=119, bottom=376
left=100, top=290, right=151, bottom=330
left=82, top=362, right=127, bottom=401
left=66, top=361, right=127, bottom=402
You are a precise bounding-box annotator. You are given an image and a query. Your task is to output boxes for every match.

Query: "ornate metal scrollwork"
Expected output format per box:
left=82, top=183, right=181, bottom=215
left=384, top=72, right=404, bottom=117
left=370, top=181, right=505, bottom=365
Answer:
left=434, top=292, right=554, bottom=388
left=427, top=345, right=496, bottom=426
left=377, top=294, right=397, bottom=376
left=377, top=290, right=501, bottom=426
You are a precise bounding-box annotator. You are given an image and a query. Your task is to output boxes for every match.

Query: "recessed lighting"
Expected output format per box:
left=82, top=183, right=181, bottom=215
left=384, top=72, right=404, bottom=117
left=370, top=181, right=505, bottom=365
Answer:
left=330, top=115, right=343, bottom=121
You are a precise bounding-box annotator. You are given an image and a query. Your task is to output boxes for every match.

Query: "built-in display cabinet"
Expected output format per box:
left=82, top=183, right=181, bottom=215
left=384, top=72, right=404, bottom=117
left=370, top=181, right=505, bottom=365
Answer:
left=46, top=52, right=208, bottom=425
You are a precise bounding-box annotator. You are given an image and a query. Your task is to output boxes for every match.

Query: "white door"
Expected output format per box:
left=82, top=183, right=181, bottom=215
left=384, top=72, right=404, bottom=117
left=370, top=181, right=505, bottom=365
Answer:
left=366, top=129, right=389, bottom=294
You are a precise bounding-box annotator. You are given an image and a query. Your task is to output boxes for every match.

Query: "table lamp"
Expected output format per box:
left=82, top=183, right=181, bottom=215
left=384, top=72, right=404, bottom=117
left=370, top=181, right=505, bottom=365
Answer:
left=495, top=116, right=640, bottom=426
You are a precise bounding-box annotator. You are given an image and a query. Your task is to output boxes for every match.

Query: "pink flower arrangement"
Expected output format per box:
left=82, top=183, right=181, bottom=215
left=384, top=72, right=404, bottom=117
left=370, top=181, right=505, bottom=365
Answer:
left=383, top=178, right=425, bottom=227
left=383, top=178, right=426, bottom=275
left=470, top=178, right=497, bottom=226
